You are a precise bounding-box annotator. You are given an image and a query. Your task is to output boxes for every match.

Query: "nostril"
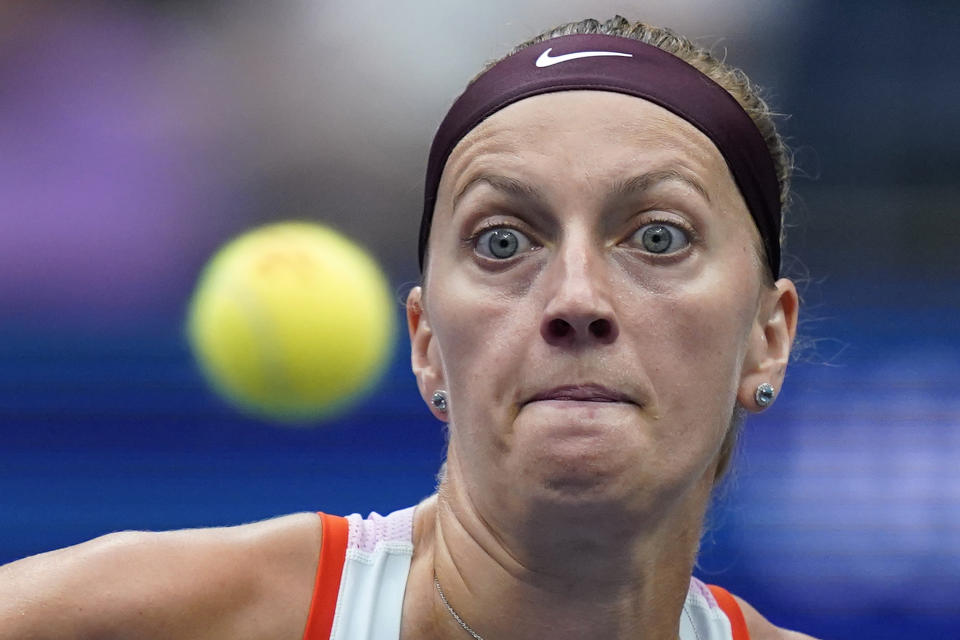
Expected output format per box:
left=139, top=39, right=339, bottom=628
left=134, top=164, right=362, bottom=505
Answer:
left=548, top=318, right=572, bottom=338
left=542, top=316, right=617, bottom=344
left=589, top=318, right=612, bottom=339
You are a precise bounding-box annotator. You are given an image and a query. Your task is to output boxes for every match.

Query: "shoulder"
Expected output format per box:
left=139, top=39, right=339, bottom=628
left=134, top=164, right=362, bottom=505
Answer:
left=110, top=511, right=324, bottom=639
left=0, top=512, right=323, bottom=640
left=730, top=594, right=822, bottom=640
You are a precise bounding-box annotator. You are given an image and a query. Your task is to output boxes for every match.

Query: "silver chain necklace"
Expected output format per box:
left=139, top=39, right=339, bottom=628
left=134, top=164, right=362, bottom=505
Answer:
left=434, top=572, right=485, bottom=640
left=434, top=572, right=683, bottom=640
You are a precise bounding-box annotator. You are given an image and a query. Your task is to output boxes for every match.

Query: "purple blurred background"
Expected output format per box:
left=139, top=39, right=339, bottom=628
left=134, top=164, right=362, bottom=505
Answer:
left=1, top=2, right=958, bottom=638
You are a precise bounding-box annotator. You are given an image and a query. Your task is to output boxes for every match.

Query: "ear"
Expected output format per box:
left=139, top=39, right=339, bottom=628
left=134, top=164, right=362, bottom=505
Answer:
left=406, top=286, right=448, bottom=421
left=737, top=278, right=799, bottom=412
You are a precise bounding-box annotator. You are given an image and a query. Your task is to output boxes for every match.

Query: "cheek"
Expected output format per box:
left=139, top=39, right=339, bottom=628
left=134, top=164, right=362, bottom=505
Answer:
left=621, top=282, right=754, bottom=487
left=427, top=269, right=529, bottom=404
left=426, top=269, right=540, bottom=470
left=646, top=267, right=757, bottom=422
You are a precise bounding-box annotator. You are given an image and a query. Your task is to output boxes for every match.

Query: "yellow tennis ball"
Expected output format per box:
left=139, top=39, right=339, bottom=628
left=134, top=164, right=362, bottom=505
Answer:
left=186, top=222, right=395, bottom=424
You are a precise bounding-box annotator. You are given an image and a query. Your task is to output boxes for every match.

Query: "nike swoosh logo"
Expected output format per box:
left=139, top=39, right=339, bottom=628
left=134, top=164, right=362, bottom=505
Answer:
left=535, top=47, right=633, bottom=67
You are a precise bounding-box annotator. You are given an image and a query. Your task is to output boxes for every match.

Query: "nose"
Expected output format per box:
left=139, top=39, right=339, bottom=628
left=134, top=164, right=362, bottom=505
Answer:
left=539, top=237, right=619, bottom=347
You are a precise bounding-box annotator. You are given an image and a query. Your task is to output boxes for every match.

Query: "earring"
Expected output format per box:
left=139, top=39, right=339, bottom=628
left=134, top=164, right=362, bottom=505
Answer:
left=754, top=382, right=775, bottom=408
left=431, top=390, right=448, bottom=413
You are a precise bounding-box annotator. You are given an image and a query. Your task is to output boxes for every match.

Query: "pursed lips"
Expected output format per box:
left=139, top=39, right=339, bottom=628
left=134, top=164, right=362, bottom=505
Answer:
left=525, top=384, right=634, bottom=405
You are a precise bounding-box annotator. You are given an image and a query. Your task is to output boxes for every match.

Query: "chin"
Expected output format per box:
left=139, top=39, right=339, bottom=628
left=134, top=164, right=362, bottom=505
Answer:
left=516, top=445, right=641, bottom=507
left=508, top=444, right=691, bottom=527
left=511, top=407, right=641, bottom=489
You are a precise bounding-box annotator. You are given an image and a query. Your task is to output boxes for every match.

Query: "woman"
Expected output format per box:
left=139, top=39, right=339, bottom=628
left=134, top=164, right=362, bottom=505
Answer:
left=0, top=17, right=816, bottom=640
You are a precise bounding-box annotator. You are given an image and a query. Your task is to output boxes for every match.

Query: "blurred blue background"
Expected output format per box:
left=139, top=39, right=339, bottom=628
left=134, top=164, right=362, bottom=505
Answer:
left=1, top=1, right=958, bottom=638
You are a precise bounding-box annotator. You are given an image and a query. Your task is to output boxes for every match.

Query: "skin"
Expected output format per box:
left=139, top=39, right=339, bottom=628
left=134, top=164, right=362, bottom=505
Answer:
left=0, top=90, right=815, bottom=640
left=403, top=90, right=802, bottom=639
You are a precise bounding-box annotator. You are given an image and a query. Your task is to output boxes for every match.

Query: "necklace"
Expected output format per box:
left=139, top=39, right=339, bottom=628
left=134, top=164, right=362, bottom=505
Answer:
left=434, top=572, right=683, bottom=640
left=434, top=572, right=485, bottom=640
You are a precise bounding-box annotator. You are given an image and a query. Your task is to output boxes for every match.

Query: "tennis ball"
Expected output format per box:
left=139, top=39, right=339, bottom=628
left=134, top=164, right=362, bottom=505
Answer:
left=186, top=222, right=395, bottom=424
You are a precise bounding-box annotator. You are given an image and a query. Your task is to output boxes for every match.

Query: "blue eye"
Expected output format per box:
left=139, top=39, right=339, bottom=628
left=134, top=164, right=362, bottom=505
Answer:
left=475, top=227, right=532, bottom=259
left=631, top=223, right=690, bottom=254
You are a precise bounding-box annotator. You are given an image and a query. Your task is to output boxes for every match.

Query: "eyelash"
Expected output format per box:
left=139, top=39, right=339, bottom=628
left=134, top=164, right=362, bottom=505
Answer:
left=633, top=217, right=698, bottom=245
left=463, top=221, right=536, bottom=250
left=462, top=215, right=698, bottom=255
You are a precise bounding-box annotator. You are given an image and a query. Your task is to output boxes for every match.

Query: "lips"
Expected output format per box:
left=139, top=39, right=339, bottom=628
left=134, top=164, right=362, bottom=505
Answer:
left=526, top=384, right=633, bottom=405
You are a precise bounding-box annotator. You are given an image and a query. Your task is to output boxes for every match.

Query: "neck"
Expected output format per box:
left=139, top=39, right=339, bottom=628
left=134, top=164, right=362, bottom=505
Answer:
left=403, top=463, right=713, bottom=640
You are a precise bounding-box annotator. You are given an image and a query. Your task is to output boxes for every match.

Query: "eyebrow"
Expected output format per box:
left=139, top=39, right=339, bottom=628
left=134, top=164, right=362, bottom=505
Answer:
left=452, top=174, right=547, bottom=211
left=452, top=168, right=711, bottom=212
left=612, top=169, right=711, bottom=204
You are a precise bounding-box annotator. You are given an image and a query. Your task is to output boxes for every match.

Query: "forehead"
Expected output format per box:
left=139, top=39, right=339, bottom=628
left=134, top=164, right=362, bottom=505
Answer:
left=441, top=90, right=732, bottom=195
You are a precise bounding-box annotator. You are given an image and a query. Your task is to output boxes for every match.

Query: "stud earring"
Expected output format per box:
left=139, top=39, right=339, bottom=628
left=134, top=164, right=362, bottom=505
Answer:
left=755, top=382, right=775, bottom=408
left=431, top=390, right=448, bottom=413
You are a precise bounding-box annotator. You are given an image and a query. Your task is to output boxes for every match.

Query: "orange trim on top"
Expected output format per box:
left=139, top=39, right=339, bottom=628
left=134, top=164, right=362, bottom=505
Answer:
left=302, top=513, right=350, bottom=640
left=707, top=585, right=751, bottom=640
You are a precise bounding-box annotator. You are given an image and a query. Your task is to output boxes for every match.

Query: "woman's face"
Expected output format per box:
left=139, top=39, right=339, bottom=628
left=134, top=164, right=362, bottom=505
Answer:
left=408, top=91, right=796, bottom=521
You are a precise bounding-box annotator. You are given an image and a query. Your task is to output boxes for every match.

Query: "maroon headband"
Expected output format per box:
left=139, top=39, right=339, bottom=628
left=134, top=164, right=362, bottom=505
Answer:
left=419, top=33, right=781, bottom=277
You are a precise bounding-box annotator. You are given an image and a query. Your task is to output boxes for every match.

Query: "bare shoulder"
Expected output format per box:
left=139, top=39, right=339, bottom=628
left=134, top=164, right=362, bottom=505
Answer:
left=0, top=512, right=322, bottom=640
left=731, top=594, right=822, bottom=640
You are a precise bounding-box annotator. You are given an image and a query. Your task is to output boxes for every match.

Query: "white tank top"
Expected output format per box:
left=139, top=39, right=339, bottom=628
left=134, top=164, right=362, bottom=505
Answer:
left=319, top=507, right=742, bottom=640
